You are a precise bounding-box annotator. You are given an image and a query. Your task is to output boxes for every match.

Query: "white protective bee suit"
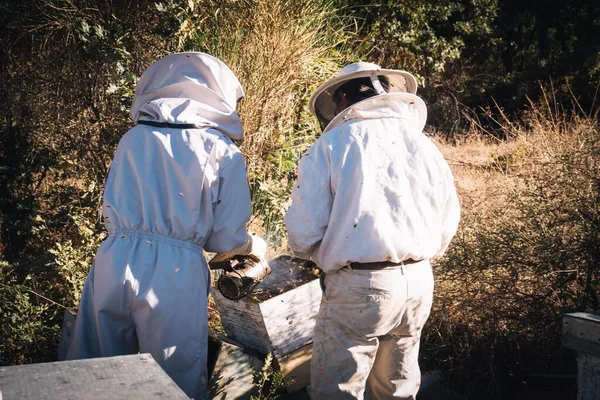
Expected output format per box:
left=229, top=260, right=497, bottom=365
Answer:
left=67, top=52, right=259, bottom=399
left=285, top=63, right=461, bottom=399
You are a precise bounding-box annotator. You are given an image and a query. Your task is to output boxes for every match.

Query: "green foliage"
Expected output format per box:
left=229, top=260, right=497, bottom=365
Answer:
left=250, top=353, right=289, bottom=400
left=166, top=0, right=351, bottom=242
left=0, top=260, right=61, bottom=366
left=55, top=205, right=105, bottom=306
left=49, top=240, right=89, bottom=305
left=339, top=0, right=600, bottom=133
left=342, top=0, right=497, bottom=77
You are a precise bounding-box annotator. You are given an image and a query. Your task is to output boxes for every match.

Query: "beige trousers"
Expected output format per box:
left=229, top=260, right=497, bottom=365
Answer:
left=310, top=261, right=434, bottom=400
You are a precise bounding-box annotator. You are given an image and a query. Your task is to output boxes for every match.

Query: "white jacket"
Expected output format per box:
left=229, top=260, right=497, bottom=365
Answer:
left=104, top=53, right=250, bottom=252
left=285, top=93, right=460, bottom=273
left=67, top=53, right=251, bottom=399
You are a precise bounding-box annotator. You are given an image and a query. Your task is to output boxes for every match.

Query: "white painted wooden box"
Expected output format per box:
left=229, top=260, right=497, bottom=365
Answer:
left=562, top=312, right=600, bottom=400
left=211, top=255, right=322, bottom=360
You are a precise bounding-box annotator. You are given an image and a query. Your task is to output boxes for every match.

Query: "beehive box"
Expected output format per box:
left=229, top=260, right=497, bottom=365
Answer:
left=211, top=255, right=322, bottom=360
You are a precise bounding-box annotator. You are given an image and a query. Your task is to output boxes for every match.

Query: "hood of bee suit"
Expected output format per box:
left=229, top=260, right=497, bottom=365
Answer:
left=130, top=52, right=246, bottom=140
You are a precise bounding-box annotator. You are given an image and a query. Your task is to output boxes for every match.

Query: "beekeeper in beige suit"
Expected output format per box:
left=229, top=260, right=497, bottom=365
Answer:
left=67, top=52, right=266, bottom=399
left=285, top=62, right=460, bottom=399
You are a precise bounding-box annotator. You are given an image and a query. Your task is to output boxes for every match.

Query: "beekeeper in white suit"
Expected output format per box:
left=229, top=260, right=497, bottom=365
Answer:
left=285, top=62, right=461, bottom=399
left=67, top=52, right=266, bottom=399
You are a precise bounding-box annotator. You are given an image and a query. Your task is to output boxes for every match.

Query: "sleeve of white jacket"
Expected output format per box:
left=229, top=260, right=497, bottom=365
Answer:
left=204, top=153, right=251, bottom=253
left=285, top=152, right=332, bottom=259
left=437, top=170, right=461, bottom=256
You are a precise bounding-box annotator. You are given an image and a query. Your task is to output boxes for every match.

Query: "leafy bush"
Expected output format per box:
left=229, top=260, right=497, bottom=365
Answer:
left=0, top=260, right=60, bottom=365
left=340, top=0, right=600, bottom=134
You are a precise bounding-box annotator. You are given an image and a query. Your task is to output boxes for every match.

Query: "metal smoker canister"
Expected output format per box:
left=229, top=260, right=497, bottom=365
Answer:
left=217, top=256, right=272, bottom=300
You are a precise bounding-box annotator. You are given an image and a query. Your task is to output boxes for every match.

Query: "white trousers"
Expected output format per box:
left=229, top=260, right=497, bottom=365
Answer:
left=66, top=232, right=210, bottom=399
left=310, top=261, right=434, bottom=400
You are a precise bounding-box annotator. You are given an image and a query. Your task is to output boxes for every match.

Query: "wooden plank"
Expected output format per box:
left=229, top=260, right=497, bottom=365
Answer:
left=0, top=354, right=188, bottom=399
left=211, top=290, right=271, bottom=355
left=563, top=336, right=600, bottom=359
left=563, top=312, right=600, bottom=324
left=254, top=256, right=319, bottom=298
left=57, top=307, right=77, bottom=361
left=208, top=340, right=265, bottom=400
left=577, top=353, right=600, bottom=400
left=562, top=312, right=600, bottom=357
left=260, top=279, right=321, bottom=358
left=562, top=312, right=600, bottom=399
left=276, top=343, right=313, bottom=393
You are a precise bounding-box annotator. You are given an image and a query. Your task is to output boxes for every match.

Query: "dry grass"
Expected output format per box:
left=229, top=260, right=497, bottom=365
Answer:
left=175, top=0, right=357, bottom=243
left=423, top=95, right=599, bottom=398
left=194, top=0, right=351, bottom=179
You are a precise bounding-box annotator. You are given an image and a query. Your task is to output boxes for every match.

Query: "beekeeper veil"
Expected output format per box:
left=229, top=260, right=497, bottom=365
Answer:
left=130, top=52, right=246, bottom=140
left=308, top=62, right=419, bottom=131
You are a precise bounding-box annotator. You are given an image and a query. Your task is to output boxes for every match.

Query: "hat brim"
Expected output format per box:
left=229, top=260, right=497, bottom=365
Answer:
left=308, top=69, right=418, bottom=126
left=322, top=92, right=428, bottom=135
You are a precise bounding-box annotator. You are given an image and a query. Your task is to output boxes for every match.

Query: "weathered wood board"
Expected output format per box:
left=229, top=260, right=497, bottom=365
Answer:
left=0, top=354, right=188, bottom=399
left=562, top=312, right=600, bottom=357
left=57, top=307, right=77, bottom=361
left=208, top=339, right=265, bottom=399
left=277, top=343, right=313, bottom=393
left=211, top=255, right=322, bottom=359
left=562, top=312, right=600, bottom=400
left=576, top=353, right=600, bottom=400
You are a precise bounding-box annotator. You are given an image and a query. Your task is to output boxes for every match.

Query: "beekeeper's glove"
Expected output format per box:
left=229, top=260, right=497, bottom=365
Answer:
left=210, top=233, right=267, bottom=264
left=247, top=234, right=267, bottom=260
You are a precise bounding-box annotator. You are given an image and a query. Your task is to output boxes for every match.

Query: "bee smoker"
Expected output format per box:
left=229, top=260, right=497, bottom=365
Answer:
left=209, top=255, right=272, bottom=300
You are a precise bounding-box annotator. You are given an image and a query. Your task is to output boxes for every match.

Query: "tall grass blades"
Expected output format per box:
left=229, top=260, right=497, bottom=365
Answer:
left=186, top=0, right=355, bottom=244
left=425, top=89, right=599, bottom=398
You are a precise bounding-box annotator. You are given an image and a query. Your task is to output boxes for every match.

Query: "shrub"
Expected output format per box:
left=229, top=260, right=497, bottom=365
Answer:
left=424, top=92, right=599, bottom=398
left=0, top=260, right=60, bottom=365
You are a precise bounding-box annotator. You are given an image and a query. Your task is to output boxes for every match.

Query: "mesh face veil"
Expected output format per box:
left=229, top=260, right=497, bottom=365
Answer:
left=309, top=62, right=418, bottom=131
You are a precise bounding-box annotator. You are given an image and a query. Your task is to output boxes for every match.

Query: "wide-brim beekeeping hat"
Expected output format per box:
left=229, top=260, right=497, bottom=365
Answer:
left=308, top=62, right=418, bottom=129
